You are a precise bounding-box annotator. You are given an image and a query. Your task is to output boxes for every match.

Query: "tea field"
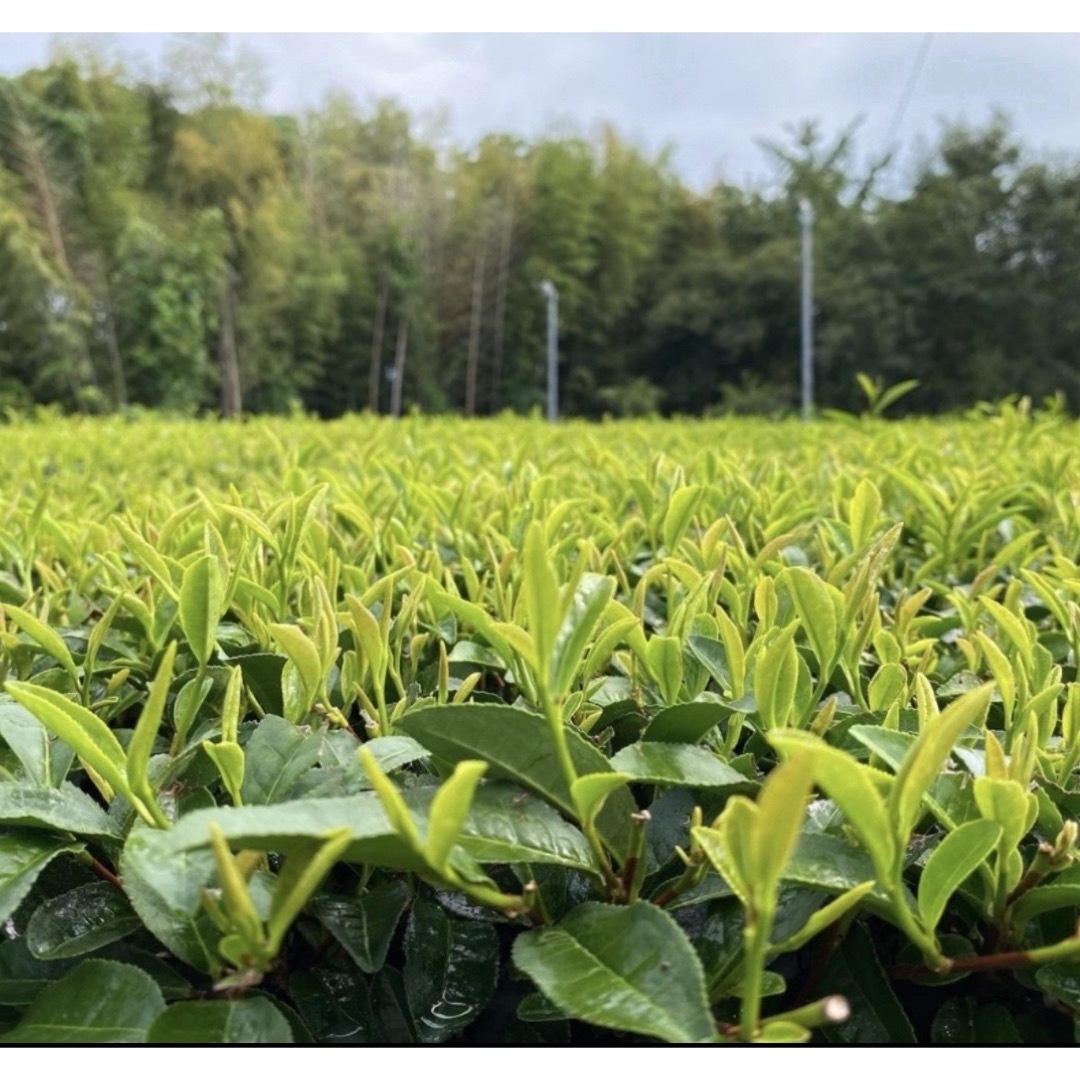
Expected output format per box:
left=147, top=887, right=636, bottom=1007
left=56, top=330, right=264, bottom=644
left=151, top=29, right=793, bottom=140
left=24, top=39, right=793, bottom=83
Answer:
left=1, top=405, right=1079, bottom=1044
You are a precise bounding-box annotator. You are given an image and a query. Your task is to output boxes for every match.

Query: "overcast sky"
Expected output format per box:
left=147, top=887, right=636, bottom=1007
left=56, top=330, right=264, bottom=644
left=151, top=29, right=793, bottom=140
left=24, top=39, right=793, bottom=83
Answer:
left=2, top=26, right=1079, bottom=191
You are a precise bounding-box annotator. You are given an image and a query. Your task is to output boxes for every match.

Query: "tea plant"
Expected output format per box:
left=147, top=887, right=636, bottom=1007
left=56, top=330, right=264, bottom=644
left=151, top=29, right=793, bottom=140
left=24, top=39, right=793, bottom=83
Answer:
left=1, top=405, right=1079, bottom=1044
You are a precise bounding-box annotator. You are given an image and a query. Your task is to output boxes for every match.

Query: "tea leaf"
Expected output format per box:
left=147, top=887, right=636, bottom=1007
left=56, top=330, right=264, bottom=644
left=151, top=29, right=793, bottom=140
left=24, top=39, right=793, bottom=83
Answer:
left=917, top=820, right=1002, bottom=934
left=0, top=832, right=85, bottom=925
left=404, top=895, right=498, bottom=1044
left=178, top=554, right=224, bottom=668
left=0, top=959, right=165, bottom=1043
left=397, top=703, right=635, bottom=859
left=25, top=882, right=140, bottom=960
left=608, top=742, right=751, bottom=790
left=512, top=901, right=715, bottom=1044
left=147, top=997, right=293, bottom=1044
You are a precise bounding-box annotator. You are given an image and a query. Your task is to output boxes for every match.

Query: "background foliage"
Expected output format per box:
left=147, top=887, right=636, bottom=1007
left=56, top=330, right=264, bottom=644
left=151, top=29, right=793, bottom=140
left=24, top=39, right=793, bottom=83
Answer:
left=3, top=41, right=1080, bottom=418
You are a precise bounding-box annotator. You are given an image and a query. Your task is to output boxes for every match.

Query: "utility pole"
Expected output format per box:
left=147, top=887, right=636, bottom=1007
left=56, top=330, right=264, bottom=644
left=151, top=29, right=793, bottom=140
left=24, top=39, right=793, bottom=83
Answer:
left=798, top=198, right=814, bottom=421
left=540, top=279, right=558, bottom=422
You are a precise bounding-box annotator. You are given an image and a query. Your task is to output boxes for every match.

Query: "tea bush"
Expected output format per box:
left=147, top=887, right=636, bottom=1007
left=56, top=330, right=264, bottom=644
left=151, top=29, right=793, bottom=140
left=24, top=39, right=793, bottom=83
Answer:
left=0, top=405, right=1078, bottom=1044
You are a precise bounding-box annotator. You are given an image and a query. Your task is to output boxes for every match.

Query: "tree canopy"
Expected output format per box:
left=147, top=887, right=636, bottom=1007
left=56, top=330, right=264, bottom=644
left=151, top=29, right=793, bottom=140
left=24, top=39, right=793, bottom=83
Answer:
left=2, top=46, right=1079, bottom=418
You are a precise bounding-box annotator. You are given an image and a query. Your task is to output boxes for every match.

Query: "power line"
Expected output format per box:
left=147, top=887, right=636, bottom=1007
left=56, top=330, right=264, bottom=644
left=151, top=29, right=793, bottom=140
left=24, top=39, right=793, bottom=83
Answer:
left=883, top=33, right=934, bottom=154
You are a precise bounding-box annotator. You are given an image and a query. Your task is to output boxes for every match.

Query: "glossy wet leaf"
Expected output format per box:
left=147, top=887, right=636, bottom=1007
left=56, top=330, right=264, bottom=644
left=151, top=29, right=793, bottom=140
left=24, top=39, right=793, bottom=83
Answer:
left=818, top=923, right=915, bottom=1044
left=0, top=831, right=84, bottom=925
left=26, top=882, right=140, bottom=959
left=147, top=997, right=293, bottom=1044
left=404, top=895, right=498, bottom=1044
left=931, top=998, right=1022, bottom=1044
left=512, top=901, right=715, bottom=1044
left=119, top=825, right=220, bottom=972
left=0, top=959, right=165, bottom=1043
left=310, top=879, right=411, bottom=974
left=0, top=781, right=119, bottom=839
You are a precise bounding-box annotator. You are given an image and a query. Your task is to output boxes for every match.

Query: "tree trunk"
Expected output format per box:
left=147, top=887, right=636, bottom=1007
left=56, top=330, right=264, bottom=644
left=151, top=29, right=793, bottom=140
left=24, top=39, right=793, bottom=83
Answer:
left=219, top=266, right=242, bottom=416
left=390, top=316, right=408, bottom=419
left=491, top=195, right=515, bottom=413
left=465, top=242, right=486, bottom=416
left=368, top=278, right=389, bottom=413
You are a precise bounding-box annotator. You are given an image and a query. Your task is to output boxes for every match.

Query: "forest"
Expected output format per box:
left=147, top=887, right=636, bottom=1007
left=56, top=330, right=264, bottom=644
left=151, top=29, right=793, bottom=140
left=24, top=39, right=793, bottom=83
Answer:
left=3, top=37, right=1080, bottom=419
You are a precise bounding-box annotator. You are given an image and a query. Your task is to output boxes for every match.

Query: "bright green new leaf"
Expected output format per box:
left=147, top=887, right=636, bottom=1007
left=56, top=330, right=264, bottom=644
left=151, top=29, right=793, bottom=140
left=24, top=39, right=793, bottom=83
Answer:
left=780, top=567, right=840, bottom=672
left=552, top=573, right=616, bottom=698
left=267, top=828, right=353, bottom=952
left=125, top=641, right=176, bottom=828
left=2, top=604, right=80, bottom=687
left=0, top=695, right=74, bottom=787
left=889, top=683, right=993, bottom=841
left=753, top=624, right=799, bottom=730
left=269, top=623, right=323, bottom=718
left=848, top=478, right=882, bottom=551
left=570, top=772, right=632, bottom=828
left=179, top=554, right=224, bottom=668
left=770, top=730, right=894, bottom=880
left=646, top=635, right=684, bottom=705
left=973, top=776, right=1035, bottom=853
left=751, top=753, right=815, bottom=896
left=357, top=745, right=423, bottom=852
left=425, top=760, right=488, bottom=871
left=521, top=521, right=560, bottom=683
left=4, top=681, right=144, bottom=817
left=917, top=820, right=1002, bottom=934
left=202, top=741, right=245, bottom=806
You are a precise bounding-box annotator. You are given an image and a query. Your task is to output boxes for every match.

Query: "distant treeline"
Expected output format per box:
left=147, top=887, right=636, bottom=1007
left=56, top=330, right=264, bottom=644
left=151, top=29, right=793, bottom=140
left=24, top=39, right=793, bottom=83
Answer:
left=2, top=38, right=1080, bottom=418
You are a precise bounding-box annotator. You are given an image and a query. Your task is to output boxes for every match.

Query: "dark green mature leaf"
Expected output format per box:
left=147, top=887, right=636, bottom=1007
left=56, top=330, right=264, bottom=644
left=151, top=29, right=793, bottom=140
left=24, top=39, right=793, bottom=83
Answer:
left=819, top=923, right=915, bottom=1044
left=0, top=695, right=73, bottom=786
left=310, top=879, right=412, bottom=974
left=0, top=939, right=79, bottom=1005
left=445, top=781, right=596, bottom=871
left=241, top=714, right=324, bottom=805
left=931, top=998, right=1022, bottom=1044
left=0, top=959, right=165, bottom=1043
left=26, top=882, right=140, bottom=959
left=397, top=703, right=635, bottom=859
left=784, top=831, right=879, bottom=895
left=1036, top=963, right=1080, bottom=1011
left=0, top=831, right=84, bottom=925
left=610, top=742, right=750, bottom=790
left=0, top=781, right=119, bottom=839
left=288, top=968, right=413, bottom=1044
left=363, top=734, right=431, bottom=775
left=404, top=895, right=498, bottom=1044
left=512, top=901, right=715, bottom=1044
left=147, top=998, right=293, bottom=1044
left=642, top=701, right=732, bottom=744
left=119, top=825, right=220, bottom=972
